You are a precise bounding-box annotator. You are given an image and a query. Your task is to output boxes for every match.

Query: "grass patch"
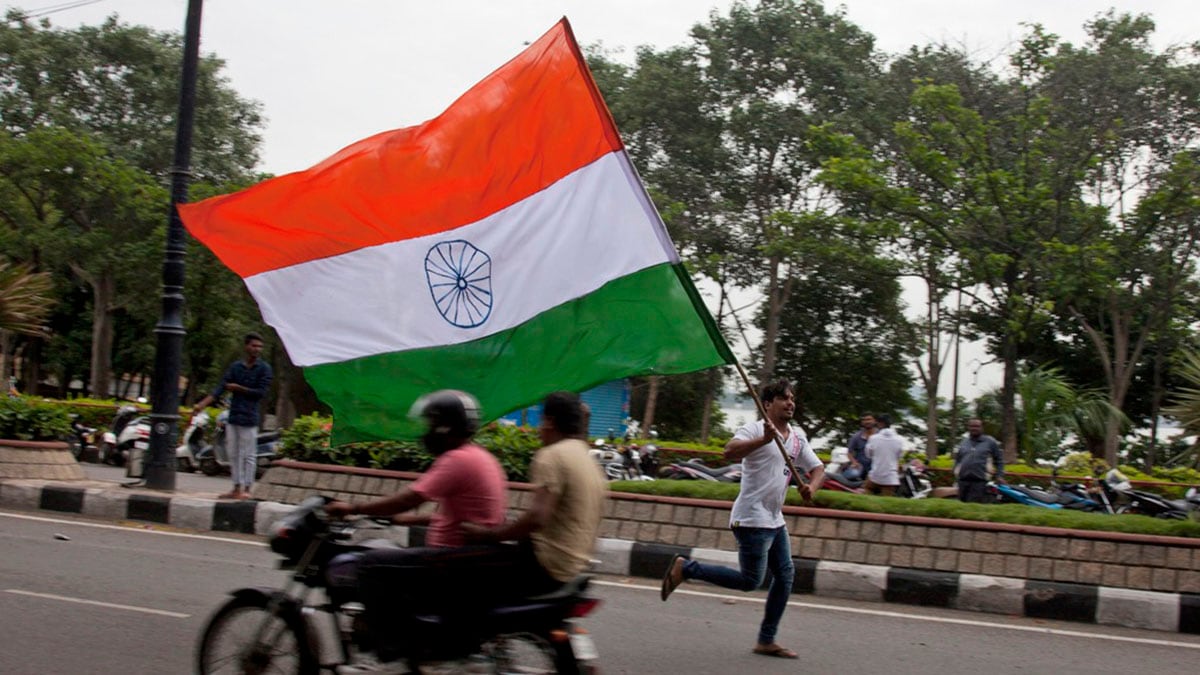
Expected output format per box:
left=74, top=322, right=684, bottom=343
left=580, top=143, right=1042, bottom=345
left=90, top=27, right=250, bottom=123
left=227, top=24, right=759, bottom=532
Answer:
left=609, top=481, right=1200, bottom=538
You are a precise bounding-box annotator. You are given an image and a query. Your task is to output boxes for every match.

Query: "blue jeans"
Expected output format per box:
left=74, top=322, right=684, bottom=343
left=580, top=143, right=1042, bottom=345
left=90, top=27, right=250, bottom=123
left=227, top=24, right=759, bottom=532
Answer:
left=683, top=526, right=794, bottom=645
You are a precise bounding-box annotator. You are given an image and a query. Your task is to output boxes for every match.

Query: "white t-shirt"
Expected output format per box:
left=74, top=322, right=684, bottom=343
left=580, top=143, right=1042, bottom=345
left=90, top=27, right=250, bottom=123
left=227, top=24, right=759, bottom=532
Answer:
left=865, top=427, right=905, bottom=486
left=729, top=420, right=822, bottom=529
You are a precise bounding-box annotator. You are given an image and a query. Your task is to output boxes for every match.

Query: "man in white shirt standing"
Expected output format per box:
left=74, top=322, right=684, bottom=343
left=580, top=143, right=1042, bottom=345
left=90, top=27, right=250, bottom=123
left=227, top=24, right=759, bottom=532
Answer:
left=660, top=379, right=824, bottom=660
left=863, top=413, right=905, bottom=496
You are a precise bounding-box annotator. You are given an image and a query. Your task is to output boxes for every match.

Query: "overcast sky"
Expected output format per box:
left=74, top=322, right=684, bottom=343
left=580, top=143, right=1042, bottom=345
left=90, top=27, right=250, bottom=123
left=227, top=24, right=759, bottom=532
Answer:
left=11, top=0, right=1196, bottom=402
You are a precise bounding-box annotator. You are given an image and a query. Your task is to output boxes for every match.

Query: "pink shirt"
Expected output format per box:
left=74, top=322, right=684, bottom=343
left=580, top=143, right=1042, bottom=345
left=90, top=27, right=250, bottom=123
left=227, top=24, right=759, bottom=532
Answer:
left=410, top=443, right=507, bottom=547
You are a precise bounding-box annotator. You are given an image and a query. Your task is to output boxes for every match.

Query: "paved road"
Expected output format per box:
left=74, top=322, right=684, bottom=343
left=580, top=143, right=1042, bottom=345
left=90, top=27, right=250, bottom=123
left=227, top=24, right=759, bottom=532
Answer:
left=2, top=509, right=1198, bottom=674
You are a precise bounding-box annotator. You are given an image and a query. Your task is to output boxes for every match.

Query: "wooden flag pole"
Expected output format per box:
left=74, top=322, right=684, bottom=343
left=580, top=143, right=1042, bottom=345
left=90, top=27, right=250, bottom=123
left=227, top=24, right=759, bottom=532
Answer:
left=733, top=361, right=813, bottom=505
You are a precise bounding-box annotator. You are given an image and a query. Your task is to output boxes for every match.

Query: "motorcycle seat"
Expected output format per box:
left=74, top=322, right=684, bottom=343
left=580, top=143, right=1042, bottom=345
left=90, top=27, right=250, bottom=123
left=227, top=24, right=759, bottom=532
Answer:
left=412, top=576, right=592, bottom=626
left=828, top=473, right=863, bottom=488
left=1014, top=485, right=1058, bottom=503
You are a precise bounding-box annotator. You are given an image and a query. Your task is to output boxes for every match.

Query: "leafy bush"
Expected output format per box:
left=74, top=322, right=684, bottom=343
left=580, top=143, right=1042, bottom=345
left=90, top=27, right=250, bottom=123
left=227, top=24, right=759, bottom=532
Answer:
left=278, top=414, right=540, bottom=480
left=0, top=396, right=71, bottom=441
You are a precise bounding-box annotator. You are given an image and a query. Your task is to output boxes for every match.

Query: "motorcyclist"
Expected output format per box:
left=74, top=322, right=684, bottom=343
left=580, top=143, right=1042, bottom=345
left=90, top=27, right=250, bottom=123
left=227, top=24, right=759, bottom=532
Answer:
left=325, top=389, right=508, bottom=673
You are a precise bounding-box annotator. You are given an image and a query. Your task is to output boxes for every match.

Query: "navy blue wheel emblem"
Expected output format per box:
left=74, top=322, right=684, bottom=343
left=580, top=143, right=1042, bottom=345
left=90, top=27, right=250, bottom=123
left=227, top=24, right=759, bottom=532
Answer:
left=424, top=239, right=493, bottom=328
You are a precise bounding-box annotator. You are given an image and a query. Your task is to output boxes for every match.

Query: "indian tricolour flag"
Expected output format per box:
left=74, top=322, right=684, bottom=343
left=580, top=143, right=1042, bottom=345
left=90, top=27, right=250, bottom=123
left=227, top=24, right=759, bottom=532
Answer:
left=179, top=18, right=734, bottom=444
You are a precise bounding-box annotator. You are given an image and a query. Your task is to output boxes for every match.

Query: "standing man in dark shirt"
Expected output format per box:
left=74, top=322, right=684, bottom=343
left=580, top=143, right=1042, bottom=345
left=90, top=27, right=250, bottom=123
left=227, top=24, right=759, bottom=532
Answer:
left=954, top=418, right=1004, bottom=503
left=192, top=333, right=273, bottom=500
left=846, top=413, right=876, bottom=480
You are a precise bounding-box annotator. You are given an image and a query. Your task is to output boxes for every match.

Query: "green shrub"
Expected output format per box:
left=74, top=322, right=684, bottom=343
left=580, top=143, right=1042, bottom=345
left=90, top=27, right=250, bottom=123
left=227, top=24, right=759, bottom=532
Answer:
left=277, top=414, right=540, bottom=479
left=609, top=479, right=1200, bottom=538
left=0, top=396, right=72, bottom=441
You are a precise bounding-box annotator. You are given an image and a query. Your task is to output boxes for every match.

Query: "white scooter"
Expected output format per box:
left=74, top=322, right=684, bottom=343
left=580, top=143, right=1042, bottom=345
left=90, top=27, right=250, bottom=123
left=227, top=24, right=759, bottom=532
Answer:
left=183, top=410, right=279, bottom=478
left=174, top=413, right=210, bottom=473
left=98, top=404, right=151, bottom=470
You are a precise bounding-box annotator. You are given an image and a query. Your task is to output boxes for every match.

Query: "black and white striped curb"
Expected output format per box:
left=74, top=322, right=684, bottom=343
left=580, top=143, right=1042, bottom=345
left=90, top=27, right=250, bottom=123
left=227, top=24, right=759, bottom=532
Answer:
left=602, top=541, right=1200, bottom=635
left=5, top=481, right=1198, bottom=635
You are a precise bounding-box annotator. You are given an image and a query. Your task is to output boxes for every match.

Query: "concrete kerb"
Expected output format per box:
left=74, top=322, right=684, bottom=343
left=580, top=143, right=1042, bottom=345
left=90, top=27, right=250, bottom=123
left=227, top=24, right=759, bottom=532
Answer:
left=2, top=478, right=1197, bottom=635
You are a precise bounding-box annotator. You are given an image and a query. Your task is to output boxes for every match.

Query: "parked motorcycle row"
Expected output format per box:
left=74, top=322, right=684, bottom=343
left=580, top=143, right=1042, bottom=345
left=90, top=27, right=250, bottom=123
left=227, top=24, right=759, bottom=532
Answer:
left=70, top=404, right=279, bottom=480
left=822, top=447, right=934, bottom=499
left=991, top=467, right=1200, bottom=519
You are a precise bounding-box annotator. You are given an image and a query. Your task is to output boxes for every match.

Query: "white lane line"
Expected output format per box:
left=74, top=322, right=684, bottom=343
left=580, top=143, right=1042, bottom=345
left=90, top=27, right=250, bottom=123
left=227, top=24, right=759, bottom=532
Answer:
left=595, top=580, right=1200, bottom=651
left=0, top=511, right=262, bottom=545
left=5, top=589, right=190, bottom=618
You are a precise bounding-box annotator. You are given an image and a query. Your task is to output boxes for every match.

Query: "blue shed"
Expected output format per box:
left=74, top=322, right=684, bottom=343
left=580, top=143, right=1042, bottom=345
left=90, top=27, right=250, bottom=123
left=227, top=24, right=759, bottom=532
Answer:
left=500, top=379, right=630, bottom=438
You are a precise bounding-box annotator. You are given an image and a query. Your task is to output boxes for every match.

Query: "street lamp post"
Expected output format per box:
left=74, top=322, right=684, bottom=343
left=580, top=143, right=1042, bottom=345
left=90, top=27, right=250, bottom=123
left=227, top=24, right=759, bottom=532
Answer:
left=143, top=0, right=204, bottom=491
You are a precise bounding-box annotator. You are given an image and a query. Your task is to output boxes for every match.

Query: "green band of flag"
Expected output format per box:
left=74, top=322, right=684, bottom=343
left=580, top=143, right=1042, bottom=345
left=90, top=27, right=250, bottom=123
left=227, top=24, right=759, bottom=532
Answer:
left=307, top=262, right=734, bottom=444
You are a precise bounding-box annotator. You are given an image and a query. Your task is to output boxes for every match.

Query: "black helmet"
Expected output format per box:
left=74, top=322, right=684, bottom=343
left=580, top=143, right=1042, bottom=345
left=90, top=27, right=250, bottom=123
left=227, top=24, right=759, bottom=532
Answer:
left=410, top=390, right=480, bottom=450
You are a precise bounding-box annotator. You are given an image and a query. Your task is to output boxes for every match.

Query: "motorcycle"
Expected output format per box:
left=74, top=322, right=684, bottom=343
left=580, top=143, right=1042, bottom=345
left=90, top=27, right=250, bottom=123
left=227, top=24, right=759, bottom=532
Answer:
left=822, top=448, right=932, bottom=499
left=191, top=409, right=280, bottom=478
left=638, top=435, right=660, bottom=477
left=195, top=496, right=601, bottom=674
left=1102, top=469, right=1200, bottom=520
left=658, top=457, right=742, bottom=482
left=97, top=404, right=151, bottom=468
left=67, top=414, right=99, bottom=463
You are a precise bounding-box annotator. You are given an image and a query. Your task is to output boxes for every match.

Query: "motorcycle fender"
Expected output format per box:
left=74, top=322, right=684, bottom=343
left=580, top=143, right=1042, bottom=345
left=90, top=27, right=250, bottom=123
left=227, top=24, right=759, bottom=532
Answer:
left=101, top=431, right=116, bottom=445
left=229, top=587, right=302, bottom=615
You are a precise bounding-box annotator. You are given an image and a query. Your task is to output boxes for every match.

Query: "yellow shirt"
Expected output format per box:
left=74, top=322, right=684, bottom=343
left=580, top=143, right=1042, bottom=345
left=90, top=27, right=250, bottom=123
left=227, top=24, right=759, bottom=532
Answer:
left=529, top=438, right=608, bottom=582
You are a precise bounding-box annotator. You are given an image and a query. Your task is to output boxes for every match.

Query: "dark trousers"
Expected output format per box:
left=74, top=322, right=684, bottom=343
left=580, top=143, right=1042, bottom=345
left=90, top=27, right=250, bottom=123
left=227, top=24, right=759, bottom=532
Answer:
left=957, top=478, right=990, bottom=503
left=355, top=541, right=561, bottom=658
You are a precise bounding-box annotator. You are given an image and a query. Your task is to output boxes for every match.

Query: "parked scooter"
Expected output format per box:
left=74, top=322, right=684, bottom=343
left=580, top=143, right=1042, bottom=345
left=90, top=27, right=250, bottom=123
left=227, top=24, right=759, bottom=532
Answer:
left=191, top=409, right=279, bottom=478
left=658, top=457, right=742, bottom=482
left=174, top=412, right=209, bottom=473
left=97, top=404, right=151, bottom=468
left=67, top=414, right=98, bottom=463
left=195, top=495, right=601, bottom=674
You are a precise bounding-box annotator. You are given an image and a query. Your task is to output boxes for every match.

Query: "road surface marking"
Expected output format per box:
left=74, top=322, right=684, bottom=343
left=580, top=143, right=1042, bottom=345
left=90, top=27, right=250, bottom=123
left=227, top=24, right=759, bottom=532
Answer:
left=5, top=589, right=190, bottom=618
left=0, top=511, right=262, bottom=545
left=597, top=580, right=1200, bottom=650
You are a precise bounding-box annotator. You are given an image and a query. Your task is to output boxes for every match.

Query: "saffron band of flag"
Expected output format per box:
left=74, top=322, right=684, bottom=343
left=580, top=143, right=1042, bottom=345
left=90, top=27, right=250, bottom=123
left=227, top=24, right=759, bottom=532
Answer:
left=180, top=18, right=734, bottom=443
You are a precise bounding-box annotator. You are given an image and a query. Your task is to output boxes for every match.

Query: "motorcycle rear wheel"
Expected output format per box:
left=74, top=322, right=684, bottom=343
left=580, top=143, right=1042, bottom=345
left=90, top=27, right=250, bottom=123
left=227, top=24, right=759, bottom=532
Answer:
left=196, top=595, right=317, bottom=675
left=486, top=631, right=579, bottom=674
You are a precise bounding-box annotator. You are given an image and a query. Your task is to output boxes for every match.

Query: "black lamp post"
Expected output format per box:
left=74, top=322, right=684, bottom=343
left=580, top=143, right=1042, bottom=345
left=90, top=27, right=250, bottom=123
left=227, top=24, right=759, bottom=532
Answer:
left=143, top=0, right=204, bottom=491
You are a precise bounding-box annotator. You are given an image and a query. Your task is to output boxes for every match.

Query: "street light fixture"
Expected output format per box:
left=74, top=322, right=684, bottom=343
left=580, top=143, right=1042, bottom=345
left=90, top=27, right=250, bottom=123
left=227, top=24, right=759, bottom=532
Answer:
left=143, top=0, right=204, bottom=491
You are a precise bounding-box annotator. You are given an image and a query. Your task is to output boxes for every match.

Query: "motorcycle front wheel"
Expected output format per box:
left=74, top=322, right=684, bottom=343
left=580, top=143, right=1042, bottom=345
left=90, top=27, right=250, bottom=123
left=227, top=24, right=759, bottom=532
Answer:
left=199, top=457, right=222, bottom=476
left=196, top=595, right=317, bottom=675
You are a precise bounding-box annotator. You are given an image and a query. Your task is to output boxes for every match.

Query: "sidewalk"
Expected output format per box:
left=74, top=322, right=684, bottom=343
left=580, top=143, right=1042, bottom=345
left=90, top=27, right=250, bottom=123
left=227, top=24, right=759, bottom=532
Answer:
left=2, top=474, right=1197, bottom=635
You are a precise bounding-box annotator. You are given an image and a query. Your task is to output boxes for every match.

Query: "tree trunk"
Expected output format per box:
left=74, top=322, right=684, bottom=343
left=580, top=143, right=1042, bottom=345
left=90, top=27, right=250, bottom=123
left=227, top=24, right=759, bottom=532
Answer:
left=642, top=375, right=661, bottom=436
left=759, top=257, right=783, bottom=382
left=1000, top=335, right=1019, bottom=465
left=88, top=273, right=115, bottom=398
left=699, top=368, right=718, bottom=443
left=0, top=330, right=10, bottom=389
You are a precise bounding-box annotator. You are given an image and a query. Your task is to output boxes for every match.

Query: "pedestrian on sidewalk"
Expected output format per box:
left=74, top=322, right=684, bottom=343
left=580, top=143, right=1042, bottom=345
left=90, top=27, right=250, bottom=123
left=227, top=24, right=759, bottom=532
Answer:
left=954, top=418, right=1004, bottom=503
left=863, top=414, right=904, bottom=496
left=192, top=332, right=272, bottom=500
left=660, top=379, right=824, bottom=660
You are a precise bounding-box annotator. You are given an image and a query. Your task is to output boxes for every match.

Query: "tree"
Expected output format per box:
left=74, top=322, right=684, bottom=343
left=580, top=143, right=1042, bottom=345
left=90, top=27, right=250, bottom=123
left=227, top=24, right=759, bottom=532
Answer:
left=1163, top=350, right=1200, bottom=468
left=1034, top=14, right=1200, bottom=465
left=0, top=127, right=165, bottom=396
left=1014, top=365, right=1126, bottom=464
left=766, top=216, right=916, bottom=438
left=0, top=12, right=262, bottom=182
left=589, top=1, right=884, bottom=385
left=0, top=13, right=264, bottom=397
left=0, top=261, right=54, bottom=385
